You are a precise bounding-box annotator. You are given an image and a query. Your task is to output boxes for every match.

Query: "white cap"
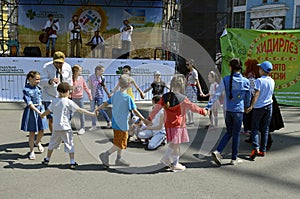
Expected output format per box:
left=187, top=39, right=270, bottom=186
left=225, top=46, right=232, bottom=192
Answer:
left=132, top=116, right=140, bottom=124
left=154, top=71, right=161, bottom=75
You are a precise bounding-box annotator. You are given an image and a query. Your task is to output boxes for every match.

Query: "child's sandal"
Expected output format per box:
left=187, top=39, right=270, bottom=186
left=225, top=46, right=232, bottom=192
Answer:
left=37, top=143, right=44, bottom=153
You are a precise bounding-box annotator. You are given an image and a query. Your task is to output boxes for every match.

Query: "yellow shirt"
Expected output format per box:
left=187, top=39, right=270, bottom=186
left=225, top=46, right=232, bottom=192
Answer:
left=126, top=86, right=134, bottom=100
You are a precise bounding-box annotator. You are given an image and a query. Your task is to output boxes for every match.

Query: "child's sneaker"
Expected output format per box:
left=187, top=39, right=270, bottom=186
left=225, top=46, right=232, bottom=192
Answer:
left=42, top=158, right=49, bottom=165
left=115, top=158, right=130, bottom=166
left=89, top=126, right=97, bottom=131
left=230, top=158, right=243, bottom=165
left=99, top=152, right=109, bottom=168
left=69, top=162, right=78, bottom=169
left=211, top=150, right=222, bottom=166
left=171, top=163, right=186, bottom=172
left=249, top=149, right=259, bottom=160
left=78, top=128, right=85, bottom=135
left=29, top=152, right=36, bottom=160
left=36, top=142, right=44, bottom=153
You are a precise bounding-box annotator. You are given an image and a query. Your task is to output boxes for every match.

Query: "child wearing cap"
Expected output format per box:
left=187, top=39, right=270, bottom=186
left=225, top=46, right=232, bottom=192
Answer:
left=246, top=61, right=275, bottom=160
left=143, top=70, right=169, bottom=97
left=129, top=115, right=147, bottom=142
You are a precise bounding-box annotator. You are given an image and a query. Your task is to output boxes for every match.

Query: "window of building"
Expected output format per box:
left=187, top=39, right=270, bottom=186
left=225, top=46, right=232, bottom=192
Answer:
left=296, top=6, right=300, bottom=28
left=273, top=0, right=279, bottom=2
left=234, top=0, right=246, bottom=6
left=233, top=11, right=245, bottom=28
left=262, top=0, right=268, bottom=3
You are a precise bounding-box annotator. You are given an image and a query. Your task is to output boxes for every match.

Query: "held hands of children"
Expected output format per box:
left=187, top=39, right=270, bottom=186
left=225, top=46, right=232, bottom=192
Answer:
left=203, top=108, right=209, bottom=116
left=140, top=92, right=145, bottom=99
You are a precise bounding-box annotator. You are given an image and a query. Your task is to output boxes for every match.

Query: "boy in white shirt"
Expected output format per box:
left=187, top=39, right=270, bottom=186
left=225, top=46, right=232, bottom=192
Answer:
left=41, top=82, right=96, bottom=169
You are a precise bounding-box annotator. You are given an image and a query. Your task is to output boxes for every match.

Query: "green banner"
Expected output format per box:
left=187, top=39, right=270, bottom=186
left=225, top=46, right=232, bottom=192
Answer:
left=220, top=28, right=300, bottom=106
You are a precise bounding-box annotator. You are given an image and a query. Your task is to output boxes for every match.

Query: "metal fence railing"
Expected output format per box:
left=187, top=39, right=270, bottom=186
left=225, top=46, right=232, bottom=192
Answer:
left=0, top=73, right=173, bottom=102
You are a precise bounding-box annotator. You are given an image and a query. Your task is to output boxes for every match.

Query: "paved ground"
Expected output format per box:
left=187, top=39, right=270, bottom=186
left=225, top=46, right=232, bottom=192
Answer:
left=0, top=101, right=299, bottom=199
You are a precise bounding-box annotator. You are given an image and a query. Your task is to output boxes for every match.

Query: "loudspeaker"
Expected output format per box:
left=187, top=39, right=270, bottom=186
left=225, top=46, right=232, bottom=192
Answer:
left=112, top=48, right=128, bottom=59
left=23, top=46, right=42, bottom=57
left=181, top=0, right=217, bottom=59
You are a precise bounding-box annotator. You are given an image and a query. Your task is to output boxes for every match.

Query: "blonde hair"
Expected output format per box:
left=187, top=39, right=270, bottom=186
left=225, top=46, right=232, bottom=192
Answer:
left=72, top=64, right=82, bottom=73
left=95, top=65, right=105, bottom=74
left=170, top=74, right=185, bottom=93
left=208, top=70, right=219, bottom=83
left=119, top=74, right=132, bottom=89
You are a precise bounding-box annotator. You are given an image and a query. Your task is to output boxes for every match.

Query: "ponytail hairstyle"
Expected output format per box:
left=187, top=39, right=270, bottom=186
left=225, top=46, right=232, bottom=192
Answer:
left=229, top=58, right=242, bottom=100
left=152, top=95, right=161, bottom=104
left=164, top=74, right=185, bottom=109
left=25, top=71, right=40, bottom=85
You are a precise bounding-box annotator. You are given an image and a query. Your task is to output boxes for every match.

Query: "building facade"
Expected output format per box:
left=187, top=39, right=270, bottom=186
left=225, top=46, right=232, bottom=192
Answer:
left=231, top=0, right=300, bottom=30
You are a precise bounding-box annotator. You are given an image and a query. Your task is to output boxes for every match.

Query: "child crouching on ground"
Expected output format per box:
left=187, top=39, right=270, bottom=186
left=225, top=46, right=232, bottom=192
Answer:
left=41, top=82, right=96, bottom=169
left=97, top=74, right=146, bottom=168
left=129, top=115, right=147, bottom=142
left=136, top=95, right=167, bottom=150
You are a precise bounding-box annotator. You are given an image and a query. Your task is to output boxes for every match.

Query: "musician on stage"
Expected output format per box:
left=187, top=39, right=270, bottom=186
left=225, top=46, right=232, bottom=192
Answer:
left=43, top=14, right=60, bottom=57
left=69, top=15, right=82, bottom=58
left=87, top=30, right=106, bottom=58
left=119, top=19, right=133, bottom=59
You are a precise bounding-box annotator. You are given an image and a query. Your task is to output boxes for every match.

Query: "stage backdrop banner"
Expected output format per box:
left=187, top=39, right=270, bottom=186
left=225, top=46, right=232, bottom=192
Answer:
left=0, top=58, right=175, bottom=102
left=220, top=28, right=300, bottom=106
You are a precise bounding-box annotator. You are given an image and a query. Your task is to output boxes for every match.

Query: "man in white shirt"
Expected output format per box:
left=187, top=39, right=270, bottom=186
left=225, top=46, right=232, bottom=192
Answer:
left=69, top=15, right=82, bottom=57
left=119, top=19, right=133, bottom=58
left=40, top=51, right=73, bottom=133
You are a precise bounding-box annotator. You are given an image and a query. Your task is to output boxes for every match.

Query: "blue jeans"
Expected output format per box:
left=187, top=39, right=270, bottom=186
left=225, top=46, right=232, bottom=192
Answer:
left=217, top=111, right=243, bottom=160
left=90, top=97, right=110, bottom=126
left=251, top=104, right=273, bottom=152
left=72, top=98, right=85, bottom=129
left=46, top=38, right=56, bottom=50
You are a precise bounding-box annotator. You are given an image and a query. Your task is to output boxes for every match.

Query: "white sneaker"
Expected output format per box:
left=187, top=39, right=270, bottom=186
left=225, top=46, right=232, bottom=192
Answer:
left=29, top=152, right=36, bottom=160
left=78, top=128, right=85, bottom=135
left=107, top=122, right=112, bottom=128
left=230, top=158, right=243, bottom=165
left=171, top=163, right=186, bottom=172
left=212, top=150, right=222, bottom=166
left=89, top=126, right=97, bottom=131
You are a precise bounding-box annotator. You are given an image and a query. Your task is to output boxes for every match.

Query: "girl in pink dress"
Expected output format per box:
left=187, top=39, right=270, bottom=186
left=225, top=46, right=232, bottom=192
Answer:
left=71, top=65, right=92, bottom=135
left=148, top=75, right=208, bottom=172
